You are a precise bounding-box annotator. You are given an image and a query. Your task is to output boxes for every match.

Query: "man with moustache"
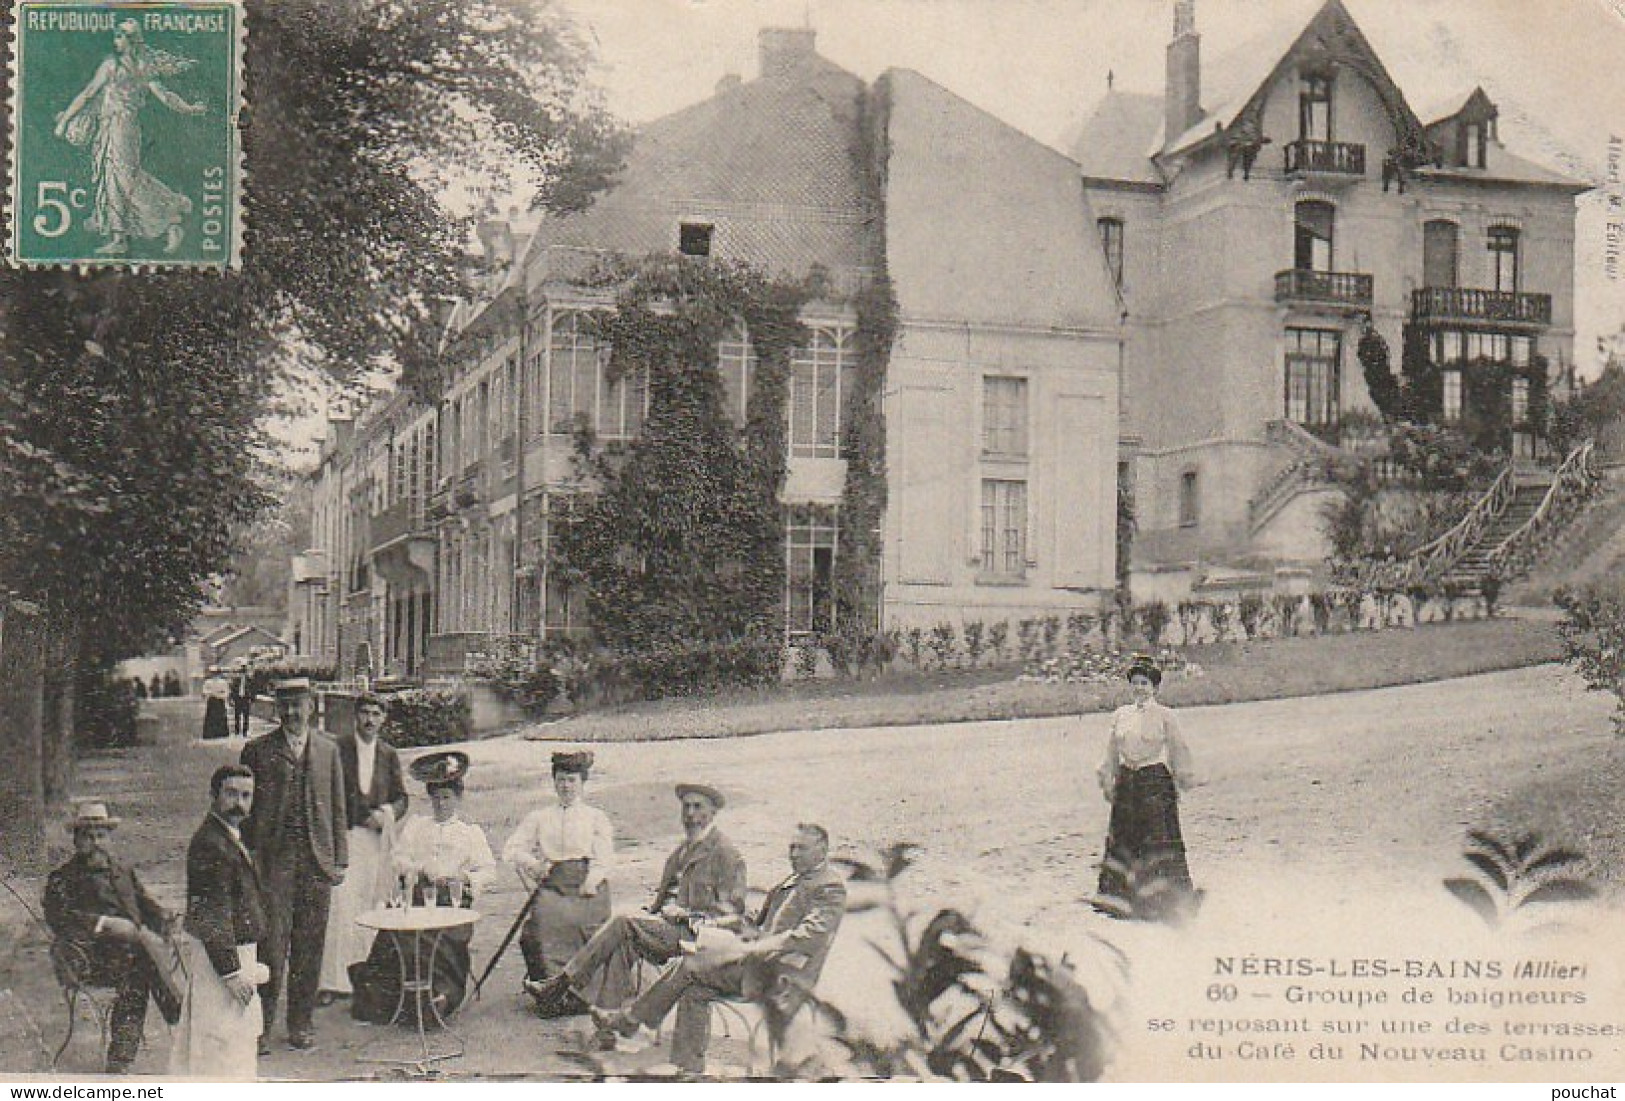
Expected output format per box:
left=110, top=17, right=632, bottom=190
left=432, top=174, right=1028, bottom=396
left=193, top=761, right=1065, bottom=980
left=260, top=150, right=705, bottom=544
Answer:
left=593, top=823, right=848, bottom=1077
left=43, top=802, right=180, bottom=1073
left=319, top=691, right=407, bottom=1001
left=522, top=783, right=745, bottom=1044
left=171, top=764, right=268, bottom=1079
left=239, top=678, right=346, bottom=1051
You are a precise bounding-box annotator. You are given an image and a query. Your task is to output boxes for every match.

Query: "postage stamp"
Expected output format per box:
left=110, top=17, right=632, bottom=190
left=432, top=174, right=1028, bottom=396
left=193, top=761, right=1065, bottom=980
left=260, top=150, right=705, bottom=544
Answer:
left=7, top=1, right=243, bottom=268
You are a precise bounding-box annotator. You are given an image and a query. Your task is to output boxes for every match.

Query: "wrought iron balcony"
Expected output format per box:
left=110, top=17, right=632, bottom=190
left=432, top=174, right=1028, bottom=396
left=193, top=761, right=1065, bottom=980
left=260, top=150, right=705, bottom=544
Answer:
left=1284, top=139, right=1366, bottom=176
left=369, top=500, right=428, bottom=553
left=1410, top=287, right=1552, bottom=327
left=1274, top=269, right=1373, bottom=308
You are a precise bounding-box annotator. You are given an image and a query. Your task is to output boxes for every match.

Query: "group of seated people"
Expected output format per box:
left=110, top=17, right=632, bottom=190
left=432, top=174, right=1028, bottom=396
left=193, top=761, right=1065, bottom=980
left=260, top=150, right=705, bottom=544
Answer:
left=45, top=740, right=846, bottom=1079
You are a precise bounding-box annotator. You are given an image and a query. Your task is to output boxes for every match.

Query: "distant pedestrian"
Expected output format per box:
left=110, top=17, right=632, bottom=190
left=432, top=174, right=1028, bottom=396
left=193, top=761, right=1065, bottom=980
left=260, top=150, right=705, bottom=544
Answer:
left=149, top=674, right=163, bottom=699
left=133, top=677, right=148, bottom=700
left=163, top=671, right=181, bottom=698
left=1094, top=656, right=1199, bottom=920
left=230, top=664, right=253, bottom=738
left=202, top=667, right=230, bottom=740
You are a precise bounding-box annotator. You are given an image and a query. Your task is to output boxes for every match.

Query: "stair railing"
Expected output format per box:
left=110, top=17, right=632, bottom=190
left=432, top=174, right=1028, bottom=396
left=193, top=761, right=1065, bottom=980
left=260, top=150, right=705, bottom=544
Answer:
left=1251, top=420, right=1355, bottom=532
left=1400, top=463, right=1516, bottom=585
left=1484, top=440, right=1600, bottom=580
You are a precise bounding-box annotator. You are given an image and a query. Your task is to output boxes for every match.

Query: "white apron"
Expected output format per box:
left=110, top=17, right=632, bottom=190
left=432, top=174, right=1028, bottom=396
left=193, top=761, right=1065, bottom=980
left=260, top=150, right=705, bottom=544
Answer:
left=169, top=940, right=264, bottom=1080
left=320, top=813, right=396, bottom=992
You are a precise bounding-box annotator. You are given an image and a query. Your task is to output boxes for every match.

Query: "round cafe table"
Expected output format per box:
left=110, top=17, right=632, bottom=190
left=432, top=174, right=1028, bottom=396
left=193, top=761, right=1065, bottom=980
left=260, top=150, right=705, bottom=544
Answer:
left=355, top=905, right=482, bottom=1074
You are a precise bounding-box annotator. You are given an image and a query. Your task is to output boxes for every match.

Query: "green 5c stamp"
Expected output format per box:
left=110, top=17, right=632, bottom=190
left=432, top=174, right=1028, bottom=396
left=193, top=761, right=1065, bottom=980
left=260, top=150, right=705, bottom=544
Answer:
left=9, top=1, right=243, bottom=268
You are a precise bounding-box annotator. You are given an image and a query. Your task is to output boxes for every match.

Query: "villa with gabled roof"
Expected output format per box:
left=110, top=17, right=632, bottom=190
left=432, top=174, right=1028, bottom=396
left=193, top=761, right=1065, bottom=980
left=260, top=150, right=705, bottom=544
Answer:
left=1068, top=0, right=1587, bottom=593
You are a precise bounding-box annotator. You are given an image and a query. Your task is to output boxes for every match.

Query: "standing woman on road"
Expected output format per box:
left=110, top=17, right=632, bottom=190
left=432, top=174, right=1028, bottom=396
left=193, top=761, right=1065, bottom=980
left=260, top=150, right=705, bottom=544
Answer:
left=1095, top=656, right=1199, bottom=918
left=201, top=666, right=231, bottom=741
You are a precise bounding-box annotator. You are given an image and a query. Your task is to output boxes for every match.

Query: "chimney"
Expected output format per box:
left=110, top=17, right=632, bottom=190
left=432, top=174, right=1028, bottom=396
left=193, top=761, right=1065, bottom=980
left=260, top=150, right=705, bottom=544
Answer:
left=716, top=73, right=742, bottom=95
left=759, top=27, right=816, bottom=79
left=1165, top=0, right=1201, bottom=146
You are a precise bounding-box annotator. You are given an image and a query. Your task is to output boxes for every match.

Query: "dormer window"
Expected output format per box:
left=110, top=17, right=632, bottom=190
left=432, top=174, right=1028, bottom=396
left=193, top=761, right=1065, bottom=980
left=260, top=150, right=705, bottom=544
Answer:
left=679, top=222, right=713, bottom=257
left=1462, top=122, right=1486, bottom=168
left=1299, top=73, right=1333, bottom=142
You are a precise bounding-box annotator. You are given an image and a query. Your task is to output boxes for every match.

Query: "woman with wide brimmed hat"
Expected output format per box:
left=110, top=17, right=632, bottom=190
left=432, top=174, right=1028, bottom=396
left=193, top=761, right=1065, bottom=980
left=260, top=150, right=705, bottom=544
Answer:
left=1094, top=655, right=1200, bottom=919
left=349, top=750, right=494, bottom=1025
left=501, top=749, right=617, bottom=1016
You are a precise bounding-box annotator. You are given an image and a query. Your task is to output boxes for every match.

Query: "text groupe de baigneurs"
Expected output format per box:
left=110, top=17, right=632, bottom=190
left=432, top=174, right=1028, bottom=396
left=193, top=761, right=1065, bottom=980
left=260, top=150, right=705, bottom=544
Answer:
left=1188, top=956, right=1610, bottom=1064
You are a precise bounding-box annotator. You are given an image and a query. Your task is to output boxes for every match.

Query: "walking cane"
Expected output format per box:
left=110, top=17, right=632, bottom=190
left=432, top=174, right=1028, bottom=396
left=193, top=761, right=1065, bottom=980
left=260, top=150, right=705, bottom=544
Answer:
left=472, top=872, right=548, bottom=1001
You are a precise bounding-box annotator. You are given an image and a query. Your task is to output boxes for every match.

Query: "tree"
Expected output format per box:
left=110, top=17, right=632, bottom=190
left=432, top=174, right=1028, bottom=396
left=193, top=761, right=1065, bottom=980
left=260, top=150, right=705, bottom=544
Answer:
left=0, top=0, right=625, bottom=869
left=218, top=475, right=315, bottom=611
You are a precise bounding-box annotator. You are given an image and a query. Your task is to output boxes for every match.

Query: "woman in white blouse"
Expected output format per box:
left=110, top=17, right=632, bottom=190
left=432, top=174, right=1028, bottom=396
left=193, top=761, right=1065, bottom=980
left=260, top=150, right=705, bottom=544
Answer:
left=351, top=751, right=495, bottom=1023
left=503, top=750, right=616, bottom=1015
left=1095, top=656, right=1198, bottom=918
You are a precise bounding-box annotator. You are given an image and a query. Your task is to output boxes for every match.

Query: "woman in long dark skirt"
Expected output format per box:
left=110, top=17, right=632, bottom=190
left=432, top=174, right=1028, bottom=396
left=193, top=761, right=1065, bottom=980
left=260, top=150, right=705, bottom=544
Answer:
left=350, top=752, right=494, bottom=1026
left=1095, top=656, right=1199, bottom=919
left=200, top=667, right=230, bottom=740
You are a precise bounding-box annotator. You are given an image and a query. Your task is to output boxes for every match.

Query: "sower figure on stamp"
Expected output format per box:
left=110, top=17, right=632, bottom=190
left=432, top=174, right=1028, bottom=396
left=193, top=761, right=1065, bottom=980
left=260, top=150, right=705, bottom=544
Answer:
left=43, top=802, right=181, bottom=1073
left=239, top=677, right=347, bottom=1051
left=171, top=765, right=268, bottom=1079
left=595, top=823, right=848, bottom=1078
left=523, top=783, right=746, bottom=1045
left=503, top=750, right=615, bottom=1014
left=51, top=19, right=206, bottom=256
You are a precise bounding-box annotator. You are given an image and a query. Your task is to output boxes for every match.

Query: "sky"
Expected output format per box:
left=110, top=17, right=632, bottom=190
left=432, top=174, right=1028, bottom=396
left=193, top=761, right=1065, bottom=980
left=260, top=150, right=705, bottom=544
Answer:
left=273, top=0, right=1625, bottom=458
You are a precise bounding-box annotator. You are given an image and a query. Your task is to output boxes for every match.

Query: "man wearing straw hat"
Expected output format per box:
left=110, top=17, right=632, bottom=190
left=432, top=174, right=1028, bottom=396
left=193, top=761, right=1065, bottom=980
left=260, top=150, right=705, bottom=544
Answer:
left=43, top=801, right=180, bottom=1073
left=239, top=676, right=347, bottom=1051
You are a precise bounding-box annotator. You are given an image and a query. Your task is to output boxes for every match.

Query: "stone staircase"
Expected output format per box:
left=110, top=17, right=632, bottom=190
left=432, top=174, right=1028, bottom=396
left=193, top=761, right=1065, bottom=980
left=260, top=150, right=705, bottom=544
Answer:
left=1439, top=475, right=1551, bottom=589
left=1403, top=441, right=1603, bottom=592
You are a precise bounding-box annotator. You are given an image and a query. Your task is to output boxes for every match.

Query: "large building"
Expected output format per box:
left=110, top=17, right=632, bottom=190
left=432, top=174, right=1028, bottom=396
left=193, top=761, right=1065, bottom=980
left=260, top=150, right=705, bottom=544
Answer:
left=1067, top=0, right=1586, bottom=583
left=292, top=28, right=1124, bottom=676
left=293, top=2, right=1587, bottom=675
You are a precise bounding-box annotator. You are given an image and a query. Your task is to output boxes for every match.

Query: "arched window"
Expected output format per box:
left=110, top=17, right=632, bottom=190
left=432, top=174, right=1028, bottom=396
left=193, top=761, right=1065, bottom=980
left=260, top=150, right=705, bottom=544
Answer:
left=1299, top=72, right=1333, bottom=142
left=1488, top=226, right=1520, bottom=292
left=1294, top=201, right=1335, bottom=272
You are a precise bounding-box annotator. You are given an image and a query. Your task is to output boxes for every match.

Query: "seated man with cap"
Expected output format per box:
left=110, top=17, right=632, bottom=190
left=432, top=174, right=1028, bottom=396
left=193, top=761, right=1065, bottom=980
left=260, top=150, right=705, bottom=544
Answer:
left=44, top=801, right=182, bottom=1073
left=523, top=782, right=745, bottom=1044
left=350, top=751, right=494, bottom=1023
left=503, top=750, right=616, bottom=1015
left=594, top=822, right=848, bottom=1077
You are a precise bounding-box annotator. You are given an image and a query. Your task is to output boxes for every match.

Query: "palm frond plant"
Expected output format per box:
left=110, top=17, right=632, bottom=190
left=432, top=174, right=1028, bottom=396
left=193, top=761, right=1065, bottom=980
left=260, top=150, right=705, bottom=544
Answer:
left=1443, top=830, right=1596, bottom=931
left=818, top=842, right=1122, bottom=1082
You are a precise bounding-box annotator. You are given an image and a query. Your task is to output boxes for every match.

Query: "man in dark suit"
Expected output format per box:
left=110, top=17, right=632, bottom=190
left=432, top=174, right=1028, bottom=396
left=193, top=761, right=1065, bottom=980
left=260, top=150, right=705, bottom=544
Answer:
left=43, top=802, right=180, bottom=1073
left=319, top=691, right=408, bottom=997
left=595, top=822, right=848, bottom=1076
left=239, top=677, right=347, bottom=1050
left=174, top=764, right=267, bottom=1077
left=523, top=783, right=746, bottom=1038
left=230, top=664, right=253, bottom=739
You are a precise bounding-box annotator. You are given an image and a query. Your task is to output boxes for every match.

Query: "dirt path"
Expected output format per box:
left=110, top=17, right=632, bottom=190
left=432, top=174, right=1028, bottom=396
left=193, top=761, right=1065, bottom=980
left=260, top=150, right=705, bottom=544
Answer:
left=8, top=664, right=1618, bottom=1079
